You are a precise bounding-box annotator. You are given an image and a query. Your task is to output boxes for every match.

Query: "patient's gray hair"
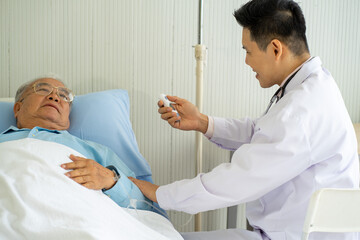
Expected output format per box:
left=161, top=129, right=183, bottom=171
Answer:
left=15, top=73, right=68, bottom=103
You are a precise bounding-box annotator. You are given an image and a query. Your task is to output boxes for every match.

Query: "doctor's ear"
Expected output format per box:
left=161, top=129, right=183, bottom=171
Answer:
left=270, top=39, right=283, bottom=60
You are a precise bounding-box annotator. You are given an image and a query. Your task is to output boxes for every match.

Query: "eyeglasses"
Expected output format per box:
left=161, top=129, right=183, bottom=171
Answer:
left=29, top=82, right=75, bottom=103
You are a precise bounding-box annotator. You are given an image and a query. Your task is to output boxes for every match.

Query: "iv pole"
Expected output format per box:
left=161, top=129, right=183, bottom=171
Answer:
left=194, top=0, right=206, bottom=232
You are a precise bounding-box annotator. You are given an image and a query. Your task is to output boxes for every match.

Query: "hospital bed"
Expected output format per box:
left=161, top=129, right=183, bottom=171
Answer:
left=0, top=90, right=183, bottom=240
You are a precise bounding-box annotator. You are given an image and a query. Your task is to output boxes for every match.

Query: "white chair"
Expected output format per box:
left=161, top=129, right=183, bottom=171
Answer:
left=302, top=188, right=360, bottom=240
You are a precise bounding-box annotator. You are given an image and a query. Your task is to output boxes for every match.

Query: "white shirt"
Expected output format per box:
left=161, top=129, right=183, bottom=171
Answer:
left=157, top=57, right=359, bottom=240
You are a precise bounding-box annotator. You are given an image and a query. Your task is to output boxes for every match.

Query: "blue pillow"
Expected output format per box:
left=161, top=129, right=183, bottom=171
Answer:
left=0, top=90, right=152, bottom=182
left=0, top=102, right=16, bottom=131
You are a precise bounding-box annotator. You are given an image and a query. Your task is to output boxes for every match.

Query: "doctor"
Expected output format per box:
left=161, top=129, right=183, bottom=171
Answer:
left=130, top=0, right=359, bottom=239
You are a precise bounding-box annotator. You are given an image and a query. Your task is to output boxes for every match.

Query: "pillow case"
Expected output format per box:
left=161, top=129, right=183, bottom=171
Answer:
left=0, top=101, right=16, bottom=132
left=0, top=90, right=152, bottom=182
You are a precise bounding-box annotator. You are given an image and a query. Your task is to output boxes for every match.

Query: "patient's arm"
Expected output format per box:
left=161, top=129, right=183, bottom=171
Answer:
left=61, top=154, right=116, bottom=190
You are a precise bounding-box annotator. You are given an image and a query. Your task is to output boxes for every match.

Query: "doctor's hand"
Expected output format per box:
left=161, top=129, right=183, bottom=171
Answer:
left=128, top=177, right=159, bottom=203
left=158, top=95, right=209, bottom=134
left=61, top=155, right=116, bottom=191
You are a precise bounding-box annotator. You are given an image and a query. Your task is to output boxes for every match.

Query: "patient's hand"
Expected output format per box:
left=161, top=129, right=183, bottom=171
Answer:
left=61, top=155, right=116, bottom=190
left=129, top=177, right=159, bottom=203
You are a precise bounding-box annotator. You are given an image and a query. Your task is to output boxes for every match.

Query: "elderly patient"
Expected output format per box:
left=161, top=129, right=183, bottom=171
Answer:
left=0, top=76, right=151, bottom=210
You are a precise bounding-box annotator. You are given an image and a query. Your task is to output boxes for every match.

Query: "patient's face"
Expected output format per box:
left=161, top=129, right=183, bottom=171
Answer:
left=14, top=78, right=71, bottom=130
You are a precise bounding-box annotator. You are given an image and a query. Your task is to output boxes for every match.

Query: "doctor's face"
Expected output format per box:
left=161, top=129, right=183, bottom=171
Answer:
left=242, top=28, right=281, bottom=88
left=14, top=78, right=71, bottom=130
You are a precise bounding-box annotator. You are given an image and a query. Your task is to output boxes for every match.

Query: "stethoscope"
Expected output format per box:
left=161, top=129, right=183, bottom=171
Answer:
left=264, top=69, right=299, bottom=115
left=264, top=57, right=313, bottom=115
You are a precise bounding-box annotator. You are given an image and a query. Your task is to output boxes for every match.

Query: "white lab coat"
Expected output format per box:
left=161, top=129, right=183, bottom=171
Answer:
left=157, top=57, right=359, bottom=240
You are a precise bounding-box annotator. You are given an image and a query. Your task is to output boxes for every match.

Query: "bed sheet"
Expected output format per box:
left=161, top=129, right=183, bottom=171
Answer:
left=0, top=138, right=182, bottom=240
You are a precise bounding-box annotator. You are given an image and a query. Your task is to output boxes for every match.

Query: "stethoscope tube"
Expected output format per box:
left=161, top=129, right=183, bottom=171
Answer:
left=263, top=57, right=315, bottom=115
left=264, top=68, right=301, bottom=115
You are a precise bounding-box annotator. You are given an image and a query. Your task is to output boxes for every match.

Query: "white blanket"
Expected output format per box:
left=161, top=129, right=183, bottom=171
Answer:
left=0, top=138, right=183, bottom=240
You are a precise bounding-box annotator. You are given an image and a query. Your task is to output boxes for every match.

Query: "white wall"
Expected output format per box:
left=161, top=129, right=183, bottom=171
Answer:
left=1, top=0, right=359, bottom=232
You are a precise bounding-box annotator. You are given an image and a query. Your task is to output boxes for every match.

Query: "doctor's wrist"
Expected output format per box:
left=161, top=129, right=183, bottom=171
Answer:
left=197, top=114, right=209, bottom=134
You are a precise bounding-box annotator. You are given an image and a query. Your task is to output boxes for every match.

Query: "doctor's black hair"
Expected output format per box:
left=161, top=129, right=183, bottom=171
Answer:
left=234, top=0, right=310, bottom=56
